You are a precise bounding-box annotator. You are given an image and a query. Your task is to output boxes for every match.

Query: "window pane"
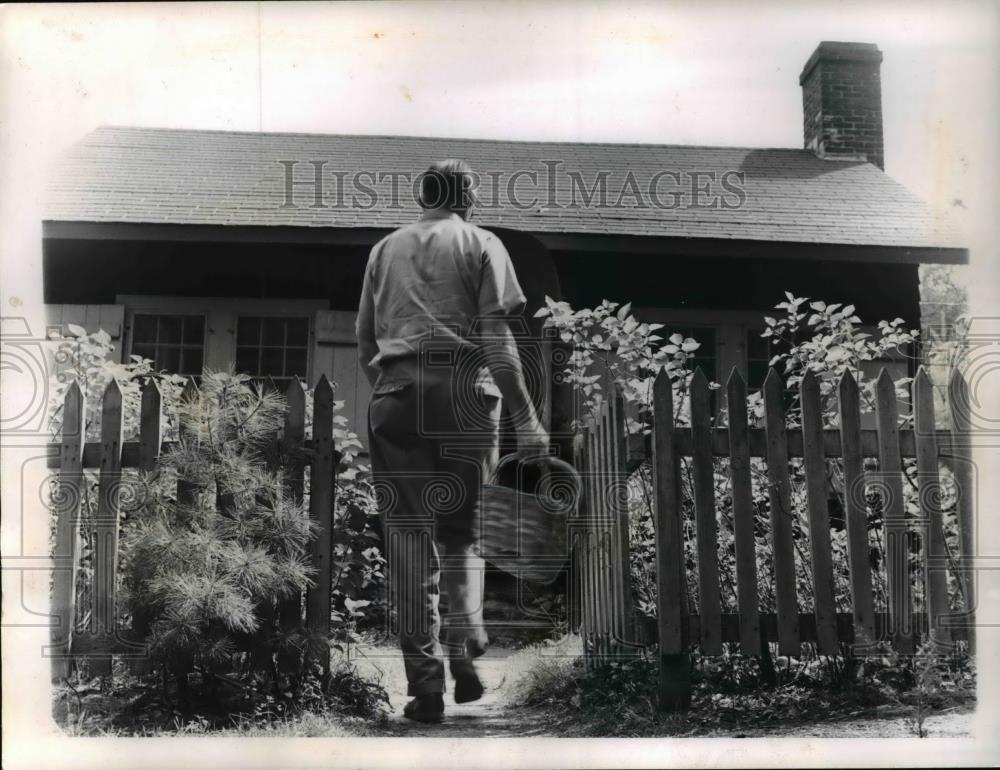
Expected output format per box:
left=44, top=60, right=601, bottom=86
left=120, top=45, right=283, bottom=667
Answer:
left=236, top=316, right=310, bottom=380
left=286, top=317, right=309, bottom=345
left=261, top=347, right=284, bottom=376
left=747, top=362, right=770, bottom=391
left=132, top=343, right=155, bottom=362
left=747, top=329, right=775, bottom=391
left=678, top=327, right=716, bottom=381
left=183, top=316, right=205, bottom=345
left=182, top=348, right=204, bottom=375
left=130, top=314, right=206, bottom=375
left=237, top=317, right=260, bottom=346
left=236, top=346, right=259, bottom=374
left=262, top=317, right=285, bottom=346
left=159, top=347, right=181, bottom=373
left=747, top=330, right=770, bottom=360
left=284, top=349, right=307, bottom=378
left=132, top=314, right=158, bottom=343
left=159, top=316, right=182, bottom=344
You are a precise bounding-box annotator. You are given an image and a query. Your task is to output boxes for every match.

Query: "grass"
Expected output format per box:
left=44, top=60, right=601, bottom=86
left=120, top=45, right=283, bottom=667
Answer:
left=59, top=708, right=374, bottom=737
left=52, top=636, right=976, bottom=738
left=52, top=653, right=391, bottom=737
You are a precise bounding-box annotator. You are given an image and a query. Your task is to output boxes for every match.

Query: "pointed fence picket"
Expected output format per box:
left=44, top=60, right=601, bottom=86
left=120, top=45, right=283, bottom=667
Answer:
left=48, top=376, right=340, bottom=680
left=913, top=369, right=951, bottom=648
left=690, top=368, right=722, bottom=655
left=650, top=369, right=690, bottom=709
left=306, top=376, right=337, bottom=674
left=873, top=369, right=914, bottom=653
left=800, top=371, right=838, bottom=655
left=837, top=371, right=877, bottom=646
left=572, top=365, right=976, bottom=712
left=726, top=370, right=760, bottom=655
left=88, top=380, right=124, bottom=676
left=278, top=379, right=307, bottom=631
left=762, top=368, right=800, bottom=656
left=50, top=382, right=84, bottom=680
left=947, top=370, right=977, bottom=653
left=128, top=381, right=163, bottom=675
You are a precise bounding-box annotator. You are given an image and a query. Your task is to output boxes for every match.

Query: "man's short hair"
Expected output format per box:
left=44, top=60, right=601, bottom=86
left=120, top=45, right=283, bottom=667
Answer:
left=418, top=159, right=479, bottom=213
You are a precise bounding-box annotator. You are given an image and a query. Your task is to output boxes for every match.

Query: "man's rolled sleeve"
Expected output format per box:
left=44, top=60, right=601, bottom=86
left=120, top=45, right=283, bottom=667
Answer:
left=356, top=252, right=379, bottom=369
left=477, top=236, right=526, bottom=318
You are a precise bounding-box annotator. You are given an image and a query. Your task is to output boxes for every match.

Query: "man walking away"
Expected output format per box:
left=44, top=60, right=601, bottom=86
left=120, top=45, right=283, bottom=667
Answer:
left=357, top=159, right=549, bottom=723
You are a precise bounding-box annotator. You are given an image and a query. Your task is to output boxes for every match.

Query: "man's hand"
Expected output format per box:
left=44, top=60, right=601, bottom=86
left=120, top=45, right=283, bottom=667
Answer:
left=515, top=417, right=550, bottom=458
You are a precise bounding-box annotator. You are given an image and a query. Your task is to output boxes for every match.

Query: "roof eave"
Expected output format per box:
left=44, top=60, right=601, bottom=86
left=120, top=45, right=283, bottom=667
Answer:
left=530, top=230, right=969, bottom=265
left=41, top=219, right=968, bottom=265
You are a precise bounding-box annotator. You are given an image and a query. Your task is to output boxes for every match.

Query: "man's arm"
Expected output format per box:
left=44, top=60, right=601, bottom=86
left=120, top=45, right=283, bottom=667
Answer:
left=356, top=251, right=380, bottom=387
left=479, top=316, right=548, bottom=453
left=476, top=234, right=548, bottom=452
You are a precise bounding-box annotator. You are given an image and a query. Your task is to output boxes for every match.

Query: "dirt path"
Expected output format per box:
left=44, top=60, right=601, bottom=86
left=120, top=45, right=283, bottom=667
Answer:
left=757, top=708, right=974, bottom=739
left=358, top=646, right=557, bottom=737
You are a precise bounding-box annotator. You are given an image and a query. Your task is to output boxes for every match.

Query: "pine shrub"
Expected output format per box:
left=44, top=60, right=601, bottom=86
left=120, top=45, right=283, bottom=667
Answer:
left=122, top=371, right=319, bottom=701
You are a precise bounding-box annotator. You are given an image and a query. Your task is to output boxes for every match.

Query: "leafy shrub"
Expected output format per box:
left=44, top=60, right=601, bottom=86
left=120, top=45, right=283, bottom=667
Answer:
left=328, top=478, right=387, bottom=639
left=535, top=297, right=703, bottom=433
left=540, top=294, right=969, bottom=631
left=47, top=325, right=188, bottom=441
left=301, top=380, right=387, bottom=638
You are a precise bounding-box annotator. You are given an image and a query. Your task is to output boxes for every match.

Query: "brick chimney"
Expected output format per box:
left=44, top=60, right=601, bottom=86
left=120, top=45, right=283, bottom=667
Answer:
left=800, top=41, right=884, bottom=169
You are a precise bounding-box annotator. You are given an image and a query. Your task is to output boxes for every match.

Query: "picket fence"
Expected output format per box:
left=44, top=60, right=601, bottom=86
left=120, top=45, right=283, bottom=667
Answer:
left=48, top=376, right=339, bottom=680
left=571, top=365, right=977, bottom=710
left=49, top=363, right=978, bottom=712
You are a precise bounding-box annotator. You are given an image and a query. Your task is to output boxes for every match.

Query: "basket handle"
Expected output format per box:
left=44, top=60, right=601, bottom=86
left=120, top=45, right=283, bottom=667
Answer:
left=492, top=452, right=582, bottom=507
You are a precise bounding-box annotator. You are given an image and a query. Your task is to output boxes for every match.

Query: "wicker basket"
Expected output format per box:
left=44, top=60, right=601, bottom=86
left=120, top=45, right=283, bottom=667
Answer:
left=477, top=454, right=581, bottom=584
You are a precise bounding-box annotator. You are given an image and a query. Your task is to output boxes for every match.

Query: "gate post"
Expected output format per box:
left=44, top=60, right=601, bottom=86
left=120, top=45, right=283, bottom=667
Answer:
left=651, top=371, right=690, bottom=710
left=51, top=382, right=85, bottom=681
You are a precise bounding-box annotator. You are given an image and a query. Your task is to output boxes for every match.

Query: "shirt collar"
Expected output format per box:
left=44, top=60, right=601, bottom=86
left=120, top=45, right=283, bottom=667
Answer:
left=419, top=208, right=464, bottom=222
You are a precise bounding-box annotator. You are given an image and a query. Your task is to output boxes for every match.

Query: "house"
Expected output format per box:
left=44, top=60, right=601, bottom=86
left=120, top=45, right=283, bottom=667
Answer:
left=43, top=41, right=967, bottom=448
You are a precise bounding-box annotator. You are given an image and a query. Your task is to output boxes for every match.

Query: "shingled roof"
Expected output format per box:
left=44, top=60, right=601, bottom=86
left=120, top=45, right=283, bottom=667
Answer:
left=44, top=125, right=963, bottom=252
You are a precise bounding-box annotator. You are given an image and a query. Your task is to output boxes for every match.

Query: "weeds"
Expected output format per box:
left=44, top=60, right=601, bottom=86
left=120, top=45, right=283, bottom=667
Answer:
left=900, top=639, right=976, bottom=737
left=508, top=641, right=975, bottom=737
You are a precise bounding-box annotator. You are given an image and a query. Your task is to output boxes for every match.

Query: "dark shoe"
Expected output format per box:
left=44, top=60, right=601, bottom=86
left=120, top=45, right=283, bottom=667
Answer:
left=450, top=657, right=485, bottom=704
left=402, top=693, right=445, bottom=724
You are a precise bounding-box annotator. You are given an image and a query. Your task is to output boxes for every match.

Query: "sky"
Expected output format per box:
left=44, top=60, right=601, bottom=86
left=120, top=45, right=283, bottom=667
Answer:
left=2, top=1, right=997, bottom=316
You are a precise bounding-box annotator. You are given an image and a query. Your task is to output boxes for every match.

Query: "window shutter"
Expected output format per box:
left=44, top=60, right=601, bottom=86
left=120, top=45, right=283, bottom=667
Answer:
left=46, top=304, right=125, bottom=361
left=314, top=310, right=370, bottom=452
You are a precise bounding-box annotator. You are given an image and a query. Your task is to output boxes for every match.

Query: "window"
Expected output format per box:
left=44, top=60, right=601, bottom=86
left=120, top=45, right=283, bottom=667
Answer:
left=746, top=329, right=773, bottom=391
left=130, top=314, right=205, bottom=375
left=235, top=316, right=310, bottom=385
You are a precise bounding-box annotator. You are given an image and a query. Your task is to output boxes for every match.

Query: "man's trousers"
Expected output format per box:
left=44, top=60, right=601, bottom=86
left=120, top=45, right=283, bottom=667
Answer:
left=367, top=362, right=501, bottom=696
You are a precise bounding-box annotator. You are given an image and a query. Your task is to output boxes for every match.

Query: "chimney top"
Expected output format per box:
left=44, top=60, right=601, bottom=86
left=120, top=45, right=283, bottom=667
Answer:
left=799, top=41, right=883, bottom=86
left=800, top=41, right=885, bottom=169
